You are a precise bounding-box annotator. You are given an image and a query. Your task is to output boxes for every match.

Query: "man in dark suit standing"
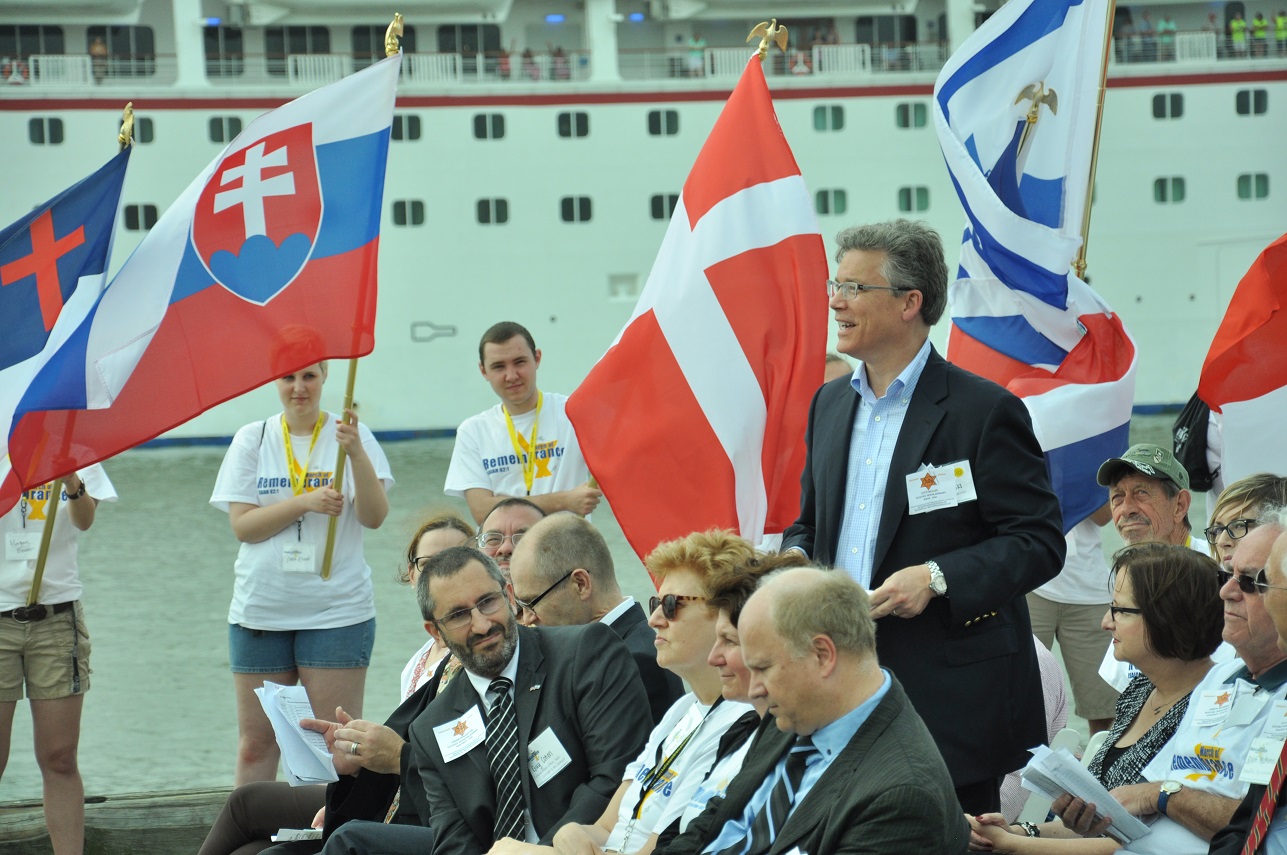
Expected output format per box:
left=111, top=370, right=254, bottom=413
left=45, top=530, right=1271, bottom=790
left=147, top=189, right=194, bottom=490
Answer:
left=320, top=546, right=651, bottom=855
left=508, top=512, right=684, bottom=723
left=781, top=219, right=1065, bottom=813
left=662, top=567, right=968, bottom=855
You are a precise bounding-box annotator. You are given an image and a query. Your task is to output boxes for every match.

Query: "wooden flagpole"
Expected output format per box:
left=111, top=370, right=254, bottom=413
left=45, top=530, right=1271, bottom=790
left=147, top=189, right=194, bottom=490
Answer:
left=1072, top=0, right=1119, bottom=280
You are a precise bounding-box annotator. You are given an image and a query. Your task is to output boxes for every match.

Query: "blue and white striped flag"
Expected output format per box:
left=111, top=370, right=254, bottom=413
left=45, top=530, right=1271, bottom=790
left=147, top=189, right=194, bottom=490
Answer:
left=934, top=0, right=1137, bottom=531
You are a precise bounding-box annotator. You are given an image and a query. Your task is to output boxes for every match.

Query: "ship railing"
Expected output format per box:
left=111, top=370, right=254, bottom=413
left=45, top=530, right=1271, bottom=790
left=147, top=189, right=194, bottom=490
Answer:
left=1107, top=30, right=1287, bottom=64
left=287, top=54, right=348, bottom=85
left=619, top=42, right=944, bottom=80
left=6, top=53, right=174, bottom=87
left=27, top=55, right=93, bottom=86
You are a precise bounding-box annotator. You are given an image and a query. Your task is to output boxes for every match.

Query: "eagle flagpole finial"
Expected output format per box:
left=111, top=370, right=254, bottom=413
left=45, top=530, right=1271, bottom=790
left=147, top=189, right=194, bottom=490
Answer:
left=747, top=19, right=789, bottom=61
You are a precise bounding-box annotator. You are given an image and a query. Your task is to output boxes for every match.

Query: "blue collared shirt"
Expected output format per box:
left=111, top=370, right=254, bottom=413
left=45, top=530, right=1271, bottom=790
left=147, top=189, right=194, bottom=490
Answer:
left=701, top=671, right=893, bottom=855
left=834, top=339, right=932, bottom=588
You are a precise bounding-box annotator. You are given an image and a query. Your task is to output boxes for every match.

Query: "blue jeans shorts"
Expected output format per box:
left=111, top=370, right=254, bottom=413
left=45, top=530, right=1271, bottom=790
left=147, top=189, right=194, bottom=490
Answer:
left=228, top=618, right=375, bottom=673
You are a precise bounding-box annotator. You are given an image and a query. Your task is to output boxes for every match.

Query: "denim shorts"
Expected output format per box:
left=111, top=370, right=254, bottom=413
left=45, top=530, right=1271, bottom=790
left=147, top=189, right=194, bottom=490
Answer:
left=228, top=618, right=376, bottom=673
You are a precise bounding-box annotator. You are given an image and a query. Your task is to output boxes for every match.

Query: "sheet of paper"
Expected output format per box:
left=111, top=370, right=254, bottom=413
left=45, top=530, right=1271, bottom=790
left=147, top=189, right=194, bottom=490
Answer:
left=254, top=681, right=339, bottom=787
left=272, top=829, right=323, bottom=842
left=1019, top=746, right=1150, bottom=844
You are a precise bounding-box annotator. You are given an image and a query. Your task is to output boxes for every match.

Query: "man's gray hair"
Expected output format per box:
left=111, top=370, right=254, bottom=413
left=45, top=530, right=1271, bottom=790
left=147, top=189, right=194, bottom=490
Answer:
left=834, top=219, right=949, bottom=326
left=528, top=514, right=616, bottom=588
left=416, top=545, right=506, bottom=621
left=762, top=568, right=877, bottom=659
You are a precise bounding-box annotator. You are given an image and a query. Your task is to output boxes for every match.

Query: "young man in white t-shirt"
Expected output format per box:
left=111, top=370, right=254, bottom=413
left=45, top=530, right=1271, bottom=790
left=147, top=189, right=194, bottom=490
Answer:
left=445, top=321, right=601, bottom=525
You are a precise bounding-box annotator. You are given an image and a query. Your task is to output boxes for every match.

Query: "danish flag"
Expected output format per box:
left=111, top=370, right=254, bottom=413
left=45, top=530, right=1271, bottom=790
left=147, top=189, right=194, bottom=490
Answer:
left=566, top=57, right=829, bottom=561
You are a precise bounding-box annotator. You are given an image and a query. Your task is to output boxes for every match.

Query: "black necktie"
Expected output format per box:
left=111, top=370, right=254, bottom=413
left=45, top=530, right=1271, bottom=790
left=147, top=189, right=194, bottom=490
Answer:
left=721, top=736, right=817, bottom=855
left=485, top=678, right=527, bottom=841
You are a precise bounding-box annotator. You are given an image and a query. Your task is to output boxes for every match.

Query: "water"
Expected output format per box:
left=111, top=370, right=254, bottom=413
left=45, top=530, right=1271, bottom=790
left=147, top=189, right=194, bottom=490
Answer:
left=2, top=415, right=1183, bottom=802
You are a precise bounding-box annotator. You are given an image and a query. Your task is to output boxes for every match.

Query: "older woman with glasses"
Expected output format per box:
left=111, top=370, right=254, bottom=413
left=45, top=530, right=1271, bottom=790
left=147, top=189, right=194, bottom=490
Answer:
left=1204, top=474, right=1287, bottom=567
left=970, top=542, right=1224, bottom=854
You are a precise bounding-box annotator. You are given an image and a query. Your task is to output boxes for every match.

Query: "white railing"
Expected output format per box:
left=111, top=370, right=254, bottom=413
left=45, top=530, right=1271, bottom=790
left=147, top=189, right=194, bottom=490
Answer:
left=29, top=55, right=92, bottom=86
left=1176, top=31, right=1218, bottom=61
left=287, top=54, right=346, bottom=85
left=813, top=44, right=872, bottom=74
left=405, top=52, right=461, bottom=84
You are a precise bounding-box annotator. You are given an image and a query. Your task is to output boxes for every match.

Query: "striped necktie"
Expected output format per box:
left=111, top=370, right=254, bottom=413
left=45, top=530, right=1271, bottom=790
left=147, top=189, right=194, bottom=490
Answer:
left=720, top=736, right=817, bottom=855
left=486, top=677, right=528, bottom=841
left=1242, top=738, right=1287, bottom=854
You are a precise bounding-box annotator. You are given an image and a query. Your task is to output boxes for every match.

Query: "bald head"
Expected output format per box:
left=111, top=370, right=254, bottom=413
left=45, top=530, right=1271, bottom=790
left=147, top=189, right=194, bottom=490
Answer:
left=508, top=513, right=620, bottom=626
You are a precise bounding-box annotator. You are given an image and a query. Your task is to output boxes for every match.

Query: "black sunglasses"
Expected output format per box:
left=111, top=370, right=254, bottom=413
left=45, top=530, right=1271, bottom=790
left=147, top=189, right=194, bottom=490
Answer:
left=1216, top=567, right=1287, bottom=595
left=516, top=569, right=574, bottom=614
left=1204, top=518, right=1259, bottom=543
left=649, top=594, right=705, bottom=620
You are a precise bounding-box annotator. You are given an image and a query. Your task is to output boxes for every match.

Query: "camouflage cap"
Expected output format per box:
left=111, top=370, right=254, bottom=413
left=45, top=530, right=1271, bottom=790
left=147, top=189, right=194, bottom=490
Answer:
left=1096, top=443, right=1191, bottom=490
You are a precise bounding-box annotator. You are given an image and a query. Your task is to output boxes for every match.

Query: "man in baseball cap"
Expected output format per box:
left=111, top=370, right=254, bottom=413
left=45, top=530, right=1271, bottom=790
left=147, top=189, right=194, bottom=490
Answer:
left=1097, top=443, right=1205, bottom=551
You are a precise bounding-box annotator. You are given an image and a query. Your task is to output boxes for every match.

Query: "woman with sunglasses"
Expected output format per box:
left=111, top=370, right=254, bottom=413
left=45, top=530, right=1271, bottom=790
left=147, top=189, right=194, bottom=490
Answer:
left=198, top=513, right=473, bottom=855
left=537, top=531, right=761, bottom=855
left=970, top=542, right=1224, bottom=853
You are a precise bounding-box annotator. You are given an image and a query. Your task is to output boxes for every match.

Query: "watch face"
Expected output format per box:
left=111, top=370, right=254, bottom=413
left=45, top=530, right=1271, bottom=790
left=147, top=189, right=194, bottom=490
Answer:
left=1162, top=781, right=1182, bottom=794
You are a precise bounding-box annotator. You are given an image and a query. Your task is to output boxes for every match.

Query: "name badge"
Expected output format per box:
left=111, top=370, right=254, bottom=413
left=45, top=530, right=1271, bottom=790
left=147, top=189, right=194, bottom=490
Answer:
left=1192, top=689, right=1237, bottom=727
left=949, top=460, right=977, bottom=503
left=906, top=465, right=958, bottom=515
left=282, top=543, right=317, bottom=573
left=5, top=531, right=42, bottom=561
left=433, top=705, right=486, bottom=763
left=1241, top=737, right=1285, bottom=786
left=528, top=726, right=572, bottom=788
left=1260, top=701, right=1287, bottom=740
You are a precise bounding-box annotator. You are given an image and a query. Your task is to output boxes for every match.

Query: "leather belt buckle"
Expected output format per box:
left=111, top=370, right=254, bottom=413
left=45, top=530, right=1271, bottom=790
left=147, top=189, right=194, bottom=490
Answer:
left=11, top=604, right=48, bottom=623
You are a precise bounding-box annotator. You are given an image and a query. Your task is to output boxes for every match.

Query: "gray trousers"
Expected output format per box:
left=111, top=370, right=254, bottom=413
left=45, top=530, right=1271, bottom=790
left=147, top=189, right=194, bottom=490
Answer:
left=320, top=821, right=436, bottom=855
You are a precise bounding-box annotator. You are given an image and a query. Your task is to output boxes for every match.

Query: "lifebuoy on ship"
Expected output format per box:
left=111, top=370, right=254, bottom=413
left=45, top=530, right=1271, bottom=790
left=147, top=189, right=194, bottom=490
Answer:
left=3, top=58, right=29, bottom=84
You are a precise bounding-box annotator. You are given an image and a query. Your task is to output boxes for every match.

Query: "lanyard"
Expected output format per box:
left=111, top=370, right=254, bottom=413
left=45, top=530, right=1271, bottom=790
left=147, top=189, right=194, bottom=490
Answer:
left=502, top=392, right=543, bottom=496
left=629, top=698, right=723, bottom=821
left=282, top=414, right=326, bottom=496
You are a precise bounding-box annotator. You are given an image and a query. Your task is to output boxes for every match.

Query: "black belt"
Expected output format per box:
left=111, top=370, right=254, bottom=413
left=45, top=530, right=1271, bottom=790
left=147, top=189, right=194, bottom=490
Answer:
left=1, top=601, right=75, bottom=623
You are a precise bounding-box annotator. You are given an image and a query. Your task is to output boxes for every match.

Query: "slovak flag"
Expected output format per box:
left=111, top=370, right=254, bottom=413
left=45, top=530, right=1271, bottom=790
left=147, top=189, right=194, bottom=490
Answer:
left=0, top=55, right=401, bottom=514
left=934, top=0, right=1136, bottom=531
left=1198, top=232, right=1287, bottom=485
left=0, top=148, right=130, bottom=506
left=566, top=57, right=829, bottom=561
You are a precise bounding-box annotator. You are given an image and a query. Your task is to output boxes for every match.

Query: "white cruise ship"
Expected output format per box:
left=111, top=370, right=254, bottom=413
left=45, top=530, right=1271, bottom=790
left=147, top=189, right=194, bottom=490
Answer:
left=0, top=0, right=1283, bottom=439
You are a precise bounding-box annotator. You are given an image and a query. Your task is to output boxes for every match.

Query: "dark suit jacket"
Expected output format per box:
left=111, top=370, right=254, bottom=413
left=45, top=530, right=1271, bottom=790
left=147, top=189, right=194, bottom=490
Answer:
left=782, top=349, right=1065, bottom=783
left=407, top=622, right=652, bottom=855
left=661, top=676, right=969, bottom=855
left=1209, top=782, right=1272, bottom=854
left=607, top=600, right=685, bottom=725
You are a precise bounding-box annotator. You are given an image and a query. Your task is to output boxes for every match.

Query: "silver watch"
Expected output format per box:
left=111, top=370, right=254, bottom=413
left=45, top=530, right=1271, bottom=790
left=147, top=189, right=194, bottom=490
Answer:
left=927, top=560, right=947, bottom=597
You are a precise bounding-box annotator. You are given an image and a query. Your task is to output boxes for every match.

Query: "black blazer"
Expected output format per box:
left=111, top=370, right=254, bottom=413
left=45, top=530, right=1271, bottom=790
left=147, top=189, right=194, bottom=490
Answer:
left=407, top=623, right=652, bottom=855
left=782, top=349, right=1065, bottom=783
left=607, top=600, right=685, bottom=725
left=661, top=676, right=969, bottom=855
left=1209, top=782, right=1272, bottom=855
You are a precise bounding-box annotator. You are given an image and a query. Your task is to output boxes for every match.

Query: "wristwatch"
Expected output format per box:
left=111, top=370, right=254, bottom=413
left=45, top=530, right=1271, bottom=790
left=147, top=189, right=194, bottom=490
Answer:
left=66, top=481, right=87, bottom=501
left=1158, top=780, right=1183, bottom=815
left=927, top=560, right=947, bottom=597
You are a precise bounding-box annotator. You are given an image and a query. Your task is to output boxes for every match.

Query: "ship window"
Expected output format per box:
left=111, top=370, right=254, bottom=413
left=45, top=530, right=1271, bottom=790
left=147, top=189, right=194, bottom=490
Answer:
left=813, top=105, right=844, bottom=131
left=1153, top=177, right=1185, bottom=203
left=209, top=116, right=243, bottom=143
left=392, top=115, right=421, bottom=141
left=560, top=196, right=592, bottom=223
left=0, top=25, right=65, bottom=60
left=894, top=103, right=927, bottom=128
left=265, top=26, right=330, bottom=77
left=474, top=113, right=506, bottom=140
left=1237, top=173, right=1270, bottom=199
left=1151, top=93, right=1183, bottom=119
left=203, top=26, right=244, bottom=77
left=123, top=116, right=154, bottom=144
left=477, top=199, right=510, bottom=224
left=86, top=26, right=156, bottom=78
left=816, top=189, right=848, bottom=215
left=1235, top=89, right=1269, bottom=115
left=28, top=117, right=63, bottom=145
left=650, top=194, right=679, bottom=220
left=123, top=204, right=158, bottom=231
left=648, top=110, right=679, bottom=136
left=897, top=186, right=930, bottom=212
left=558, top=112, right=590, bottom=138
left=392, top=200, right=426, bottom=226
left=353, top=25, right=418, bottom=70
left=436, top=25, right=502, bottom=56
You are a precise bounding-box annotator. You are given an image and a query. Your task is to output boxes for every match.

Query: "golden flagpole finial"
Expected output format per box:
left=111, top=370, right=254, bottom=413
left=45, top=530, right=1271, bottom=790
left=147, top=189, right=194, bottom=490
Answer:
left=118, top=102, right=134, bottom=150
left=747, top=19, right=789, bottom=61
left=385, top=13, right=404, bottom=57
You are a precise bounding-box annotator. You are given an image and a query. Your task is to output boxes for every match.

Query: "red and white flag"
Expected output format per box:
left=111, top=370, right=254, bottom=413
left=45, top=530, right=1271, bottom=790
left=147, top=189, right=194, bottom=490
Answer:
left=566, top=57, right=829, bottom=562
left=1198, top=232, right=1287, bottom=485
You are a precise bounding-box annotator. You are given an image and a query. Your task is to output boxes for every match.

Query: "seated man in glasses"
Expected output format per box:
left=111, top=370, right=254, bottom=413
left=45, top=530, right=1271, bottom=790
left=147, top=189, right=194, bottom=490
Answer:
left=508, top=513, right=683, bottom=724
left=445, top=321, right=601, bottom=525
left=1058, top=521, right=1287, bottom=855
left=476, top=498, right=546, bottom=579
left=321, top=545, right=652, bottom=855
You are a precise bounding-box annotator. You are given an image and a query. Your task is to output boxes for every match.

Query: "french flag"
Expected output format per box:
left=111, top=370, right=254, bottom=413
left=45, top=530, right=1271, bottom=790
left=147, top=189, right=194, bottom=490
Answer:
left=0, top=56, right=401, bottom=514
left=566, top=57, right=829, bottom=560
left=934, top=0, right=1136, bottom=531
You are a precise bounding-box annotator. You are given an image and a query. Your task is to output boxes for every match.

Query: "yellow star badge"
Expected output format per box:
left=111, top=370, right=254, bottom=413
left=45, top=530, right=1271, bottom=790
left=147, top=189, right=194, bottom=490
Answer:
left=920, top=472, right=938, bottom=490
left=453, top=719, right=470, bottom=736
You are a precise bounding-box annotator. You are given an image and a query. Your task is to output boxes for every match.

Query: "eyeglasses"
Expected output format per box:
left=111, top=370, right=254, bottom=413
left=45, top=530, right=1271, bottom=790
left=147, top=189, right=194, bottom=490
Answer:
left=649, top=594, right=706, bottom=620
left=1216, top=567, right=1287, bottom=595
left=516, top=569, right=574, bottom=615
left=433, top=591, right=509, bottom=631
left=1204, top=518, right=1260, bottom=543
left=826, top=279, right=911, bottom=300
left=1108, top=605, right=1144, bottom=620
left=478, top=531, right=524, bottom=551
